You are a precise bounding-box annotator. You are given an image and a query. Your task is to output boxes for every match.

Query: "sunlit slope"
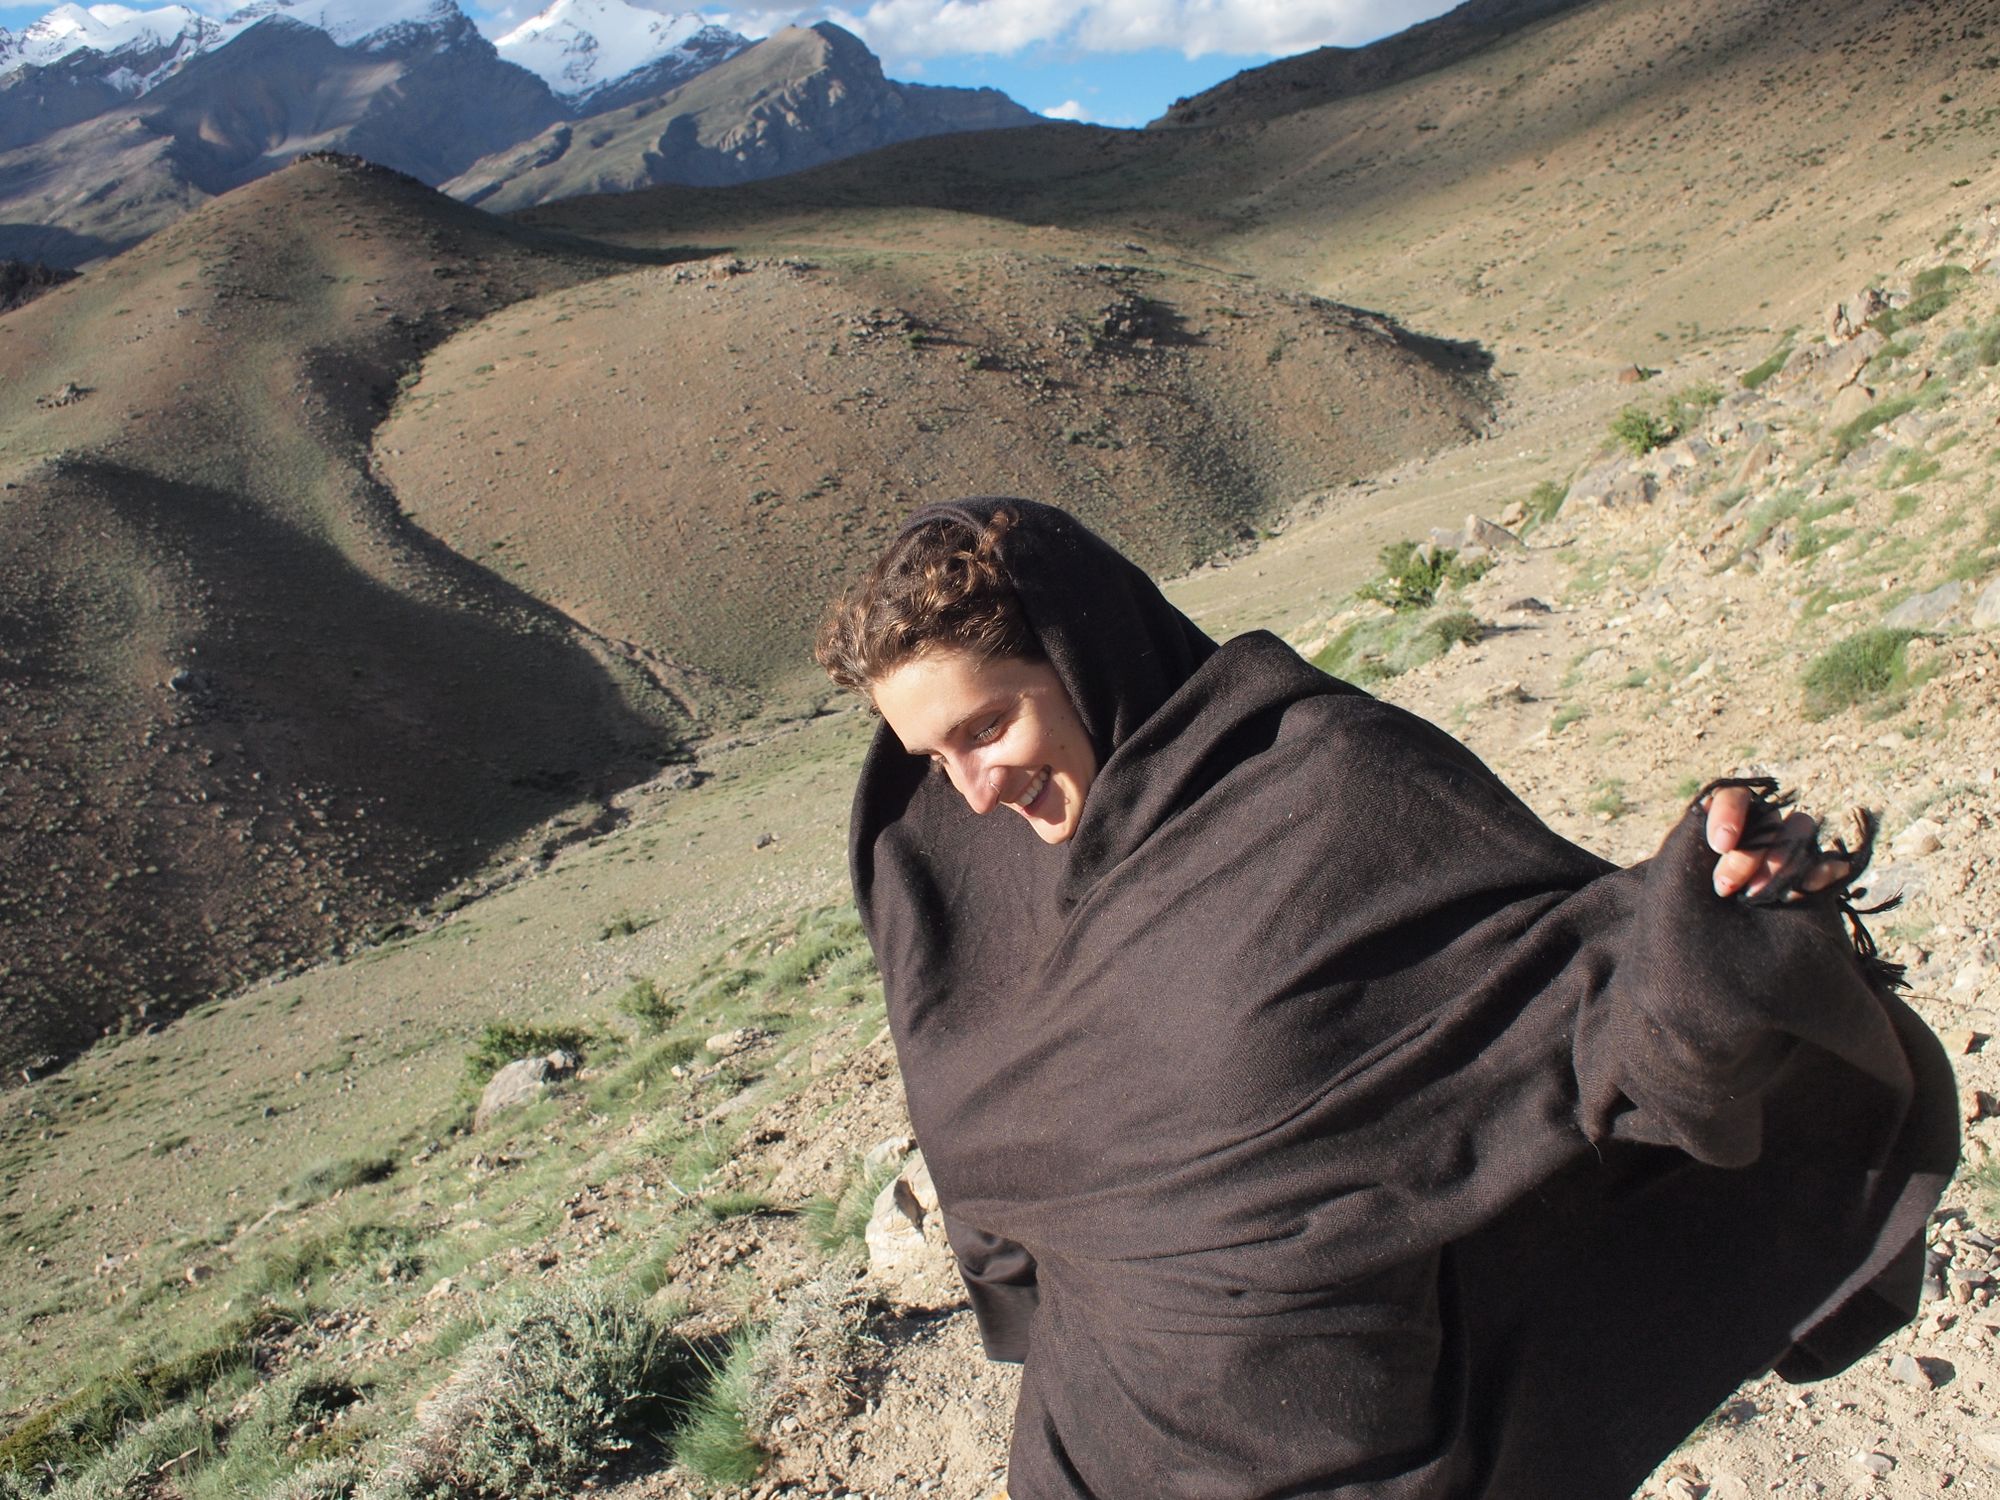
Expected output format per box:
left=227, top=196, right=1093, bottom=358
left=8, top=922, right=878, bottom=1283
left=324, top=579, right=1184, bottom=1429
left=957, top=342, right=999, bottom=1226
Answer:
left=374, top=245, right=1492, bottom=697
left=524, top=0, right=2000, bottom=374
left=0, top=156, right=680, bottom=1071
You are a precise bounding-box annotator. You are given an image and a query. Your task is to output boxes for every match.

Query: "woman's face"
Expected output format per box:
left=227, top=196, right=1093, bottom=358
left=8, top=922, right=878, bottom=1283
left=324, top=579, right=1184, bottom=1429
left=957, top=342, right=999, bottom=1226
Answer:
left=870, top=649, right=1097, bottom=845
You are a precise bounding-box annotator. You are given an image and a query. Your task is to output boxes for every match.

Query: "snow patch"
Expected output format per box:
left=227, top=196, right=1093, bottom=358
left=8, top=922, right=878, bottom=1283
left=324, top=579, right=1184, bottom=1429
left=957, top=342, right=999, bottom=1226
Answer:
left=495, top=0, right=729, bottom=97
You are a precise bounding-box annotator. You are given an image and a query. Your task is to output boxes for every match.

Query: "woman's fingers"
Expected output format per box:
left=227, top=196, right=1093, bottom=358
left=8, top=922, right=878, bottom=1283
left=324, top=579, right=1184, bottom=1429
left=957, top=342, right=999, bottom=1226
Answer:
left=1706, top=797, right=1848, bottom=900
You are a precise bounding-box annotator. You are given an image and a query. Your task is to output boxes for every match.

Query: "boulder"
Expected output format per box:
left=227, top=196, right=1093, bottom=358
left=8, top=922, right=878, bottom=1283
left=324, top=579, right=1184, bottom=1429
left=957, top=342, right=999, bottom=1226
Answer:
left=1883, top=581, right=1962, bottom=629
left=1973, top=576, right=2000, bottom=628
left=1567, top=455, right=1631, bottom=508
left=1826, top=382, right=1877, bottom=430
left=1462, top=514, right=1524, bottom=551
left=473, top=1049, right=579, bottom=1130
left=1814, top=327, right=1887, bottom=392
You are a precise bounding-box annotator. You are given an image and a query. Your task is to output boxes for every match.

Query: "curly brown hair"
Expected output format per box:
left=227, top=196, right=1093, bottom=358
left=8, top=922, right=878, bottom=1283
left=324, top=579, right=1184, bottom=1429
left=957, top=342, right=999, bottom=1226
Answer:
left=814, top=508, right=1040, bottom=693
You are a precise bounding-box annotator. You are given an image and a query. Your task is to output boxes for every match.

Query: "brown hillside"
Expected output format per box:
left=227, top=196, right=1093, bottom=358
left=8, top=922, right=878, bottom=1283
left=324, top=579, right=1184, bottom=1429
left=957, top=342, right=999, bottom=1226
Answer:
left=0, top=155, right=683, bottom=1072
left=374, top=244, right=1491, bottom=700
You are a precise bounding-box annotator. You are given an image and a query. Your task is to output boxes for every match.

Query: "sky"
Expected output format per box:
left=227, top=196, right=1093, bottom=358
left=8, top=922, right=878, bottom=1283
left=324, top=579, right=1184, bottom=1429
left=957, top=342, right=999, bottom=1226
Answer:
left=0, top=0, right=1462, bottom=127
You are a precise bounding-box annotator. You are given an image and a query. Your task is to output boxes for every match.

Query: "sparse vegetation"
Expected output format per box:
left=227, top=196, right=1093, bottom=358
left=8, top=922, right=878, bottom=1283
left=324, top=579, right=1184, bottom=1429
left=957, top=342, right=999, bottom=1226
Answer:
left=1800, top=628, right=1917, bottom=719
left=1521, top=479, right=1568, bottom=531
left=1612, top=405, right=1675, bottom=456
left=1873, top=265, right=1970, bottom=332
left=288, top=1152, right=399, bottom=1207
left=804, top=1157, right=897, bottom=1256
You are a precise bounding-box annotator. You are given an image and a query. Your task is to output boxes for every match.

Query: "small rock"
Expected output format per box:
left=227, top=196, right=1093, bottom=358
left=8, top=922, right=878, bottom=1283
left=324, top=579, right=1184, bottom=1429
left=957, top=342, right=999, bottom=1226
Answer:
left=185, top=1263, right=214, bottom=1284
left=424, top=1276, right=456, bottom=1301
left=1965, top=1087, right=1996, bottom=1125
left=754, top=832, right=777, bottom=849
left=1827, top=382, right=1878, bottom=429
left=1891, top=818, right=1945, bottom=858
left=473, top=1051, right=576, bottom=1131
left=1615, top=364, right=1648, bottom=385
left=1857, top=1451, right=1895, bottom=1478
left=706, top=1028, right=756, bottom=1058
left=863, top=1134, right=916, bottom=1171
left=1888, top=1351, right=1934, bottom=1388
left=1505, top=597, right=1551, bottom=614
left=1499, top=500, right=1528, bottom=528
left=1942, top=1029, right=1983, bottom=1055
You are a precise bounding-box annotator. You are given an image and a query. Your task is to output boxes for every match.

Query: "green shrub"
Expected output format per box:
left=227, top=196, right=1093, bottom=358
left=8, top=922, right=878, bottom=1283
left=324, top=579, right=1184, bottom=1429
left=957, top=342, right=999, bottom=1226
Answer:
left=465, top=1022, right=592, bottom=1085
left=599, top=911, right=652, bottom=940
left=1427, top=611, right=1482, bottom=651
left=371, top=1285, right=693, bottom=1499
left=1587, top=780, right=1629, bottom=819
left=1357, top=541, right=1485, bottom=612
left=615, top=978, right=678, bottom=1035
left=1611, top=406, right=1675, bottom=456
left=1801, top=628, right=1916, bottom=719
left=673, top=1331, right=767, bottom=1488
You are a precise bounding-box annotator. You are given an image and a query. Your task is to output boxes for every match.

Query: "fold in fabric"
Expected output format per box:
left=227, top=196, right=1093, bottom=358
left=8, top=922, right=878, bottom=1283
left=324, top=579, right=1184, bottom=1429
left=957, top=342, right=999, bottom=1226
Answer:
left=848, top=499, right=1958, bottom=1499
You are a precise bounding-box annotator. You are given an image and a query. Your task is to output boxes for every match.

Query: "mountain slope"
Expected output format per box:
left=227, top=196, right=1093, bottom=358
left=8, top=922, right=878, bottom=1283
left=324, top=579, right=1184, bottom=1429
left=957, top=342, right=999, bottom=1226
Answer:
left=0, top=155, right=681, bottom=1073
left=447, top=22, right=1038, bottom=209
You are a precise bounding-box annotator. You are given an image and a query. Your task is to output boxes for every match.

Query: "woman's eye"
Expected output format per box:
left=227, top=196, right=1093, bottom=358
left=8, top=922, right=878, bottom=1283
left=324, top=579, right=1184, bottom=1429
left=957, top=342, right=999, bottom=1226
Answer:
left=969, top=717, right=1003, bottom=746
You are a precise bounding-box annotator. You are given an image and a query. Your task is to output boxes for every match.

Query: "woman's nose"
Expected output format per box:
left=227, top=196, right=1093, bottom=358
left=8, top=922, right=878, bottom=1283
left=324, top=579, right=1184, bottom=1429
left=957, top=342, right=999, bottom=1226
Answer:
left=944, top=754, right=1003, bottom=815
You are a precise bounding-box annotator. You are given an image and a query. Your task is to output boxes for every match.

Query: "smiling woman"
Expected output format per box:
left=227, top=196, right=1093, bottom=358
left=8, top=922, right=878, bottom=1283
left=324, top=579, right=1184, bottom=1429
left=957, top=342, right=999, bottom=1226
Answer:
left=814, top=499, right=1956, bottom=1500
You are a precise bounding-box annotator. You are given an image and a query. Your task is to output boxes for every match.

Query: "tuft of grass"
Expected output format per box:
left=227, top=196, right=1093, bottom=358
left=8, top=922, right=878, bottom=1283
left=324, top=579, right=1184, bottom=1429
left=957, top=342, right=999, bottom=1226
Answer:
left=803, top=1159, right=897, bottom=1257
left=616, top=978, right=679, bottom=1035
left=599, top=910, right=653, bottom=940
left=701, top=1192, right=771, bottom=1222
left=673, top=1330, right=768, bottom=1488
left=465, top=1022, right=592, bottom=1085
left=287, top=1152, right=398, bottom=1207
left=1873, top=264, right=1970, bottom=333
left=1427, top=610, right=1482, bottom=651
left=239, top=1222, right=424, bottom=1300
left=1587, top=779, right=1630, bottom=819
left=1521, top=479, right=1568, bottom=531
left=1831, top=394, right=1919, bottom=460
left=1550, top=703, right=1587, bottom=735
left=1800, top=628, right=1917, bottom=719
left=1611, top=405, right=1674, bottom=456
left=1740, top=335, right=1795, bottom=390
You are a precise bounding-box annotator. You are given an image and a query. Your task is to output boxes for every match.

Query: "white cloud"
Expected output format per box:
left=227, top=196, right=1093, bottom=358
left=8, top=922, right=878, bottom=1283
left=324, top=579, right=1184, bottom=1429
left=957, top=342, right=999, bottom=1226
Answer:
left=705, top=1, right=1455, bottom=64
left=1042, top=97, right=1088, bottom=119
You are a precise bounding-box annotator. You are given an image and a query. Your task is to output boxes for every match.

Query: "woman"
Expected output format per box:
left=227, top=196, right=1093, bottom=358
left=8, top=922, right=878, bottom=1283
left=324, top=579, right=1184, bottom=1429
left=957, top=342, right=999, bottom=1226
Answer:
left=816, top=498, right=1957, bottom=1499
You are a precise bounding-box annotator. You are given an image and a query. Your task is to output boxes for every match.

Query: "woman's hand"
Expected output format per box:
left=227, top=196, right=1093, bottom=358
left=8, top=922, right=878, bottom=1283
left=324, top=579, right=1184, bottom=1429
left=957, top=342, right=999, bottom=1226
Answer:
left=1704, top=784, right=1851, bottom=900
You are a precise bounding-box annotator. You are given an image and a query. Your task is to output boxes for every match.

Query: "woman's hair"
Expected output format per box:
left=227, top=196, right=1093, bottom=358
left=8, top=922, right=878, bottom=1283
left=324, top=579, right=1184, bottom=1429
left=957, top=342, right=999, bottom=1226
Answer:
left=815, top=507, right=1040, bottom=692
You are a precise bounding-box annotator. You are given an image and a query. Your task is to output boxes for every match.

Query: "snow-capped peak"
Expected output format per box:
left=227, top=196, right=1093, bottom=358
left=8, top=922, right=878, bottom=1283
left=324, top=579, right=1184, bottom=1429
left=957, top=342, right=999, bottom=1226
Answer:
left=219, top=0, right=466, bottom=50
left=495, top=0, right=735, bottom=99
left=0, top=1, right=218, bottom=74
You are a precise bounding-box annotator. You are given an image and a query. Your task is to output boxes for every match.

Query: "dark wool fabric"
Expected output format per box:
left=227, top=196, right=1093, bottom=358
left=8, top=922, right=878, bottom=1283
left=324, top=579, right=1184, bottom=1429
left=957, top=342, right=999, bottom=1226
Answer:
left=847, top=499, right=1959, bottom=1499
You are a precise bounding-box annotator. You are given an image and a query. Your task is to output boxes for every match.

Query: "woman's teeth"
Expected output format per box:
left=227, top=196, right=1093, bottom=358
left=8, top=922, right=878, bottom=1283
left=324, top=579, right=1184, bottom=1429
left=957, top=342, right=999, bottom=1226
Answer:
left=1012, top=768, right=1049, bottom=812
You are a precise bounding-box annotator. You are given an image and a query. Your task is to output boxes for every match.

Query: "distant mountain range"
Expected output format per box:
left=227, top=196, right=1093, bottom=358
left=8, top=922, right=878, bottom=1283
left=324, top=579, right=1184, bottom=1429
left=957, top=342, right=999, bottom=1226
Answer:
left=0, top=1, right=1037, bottom=262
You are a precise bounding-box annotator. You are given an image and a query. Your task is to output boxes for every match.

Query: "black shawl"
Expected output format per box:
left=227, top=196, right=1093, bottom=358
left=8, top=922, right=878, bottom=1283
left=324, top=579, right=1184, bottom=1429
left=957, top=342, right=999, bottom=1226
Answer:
left=847, top=499, right=1958, bottom=1499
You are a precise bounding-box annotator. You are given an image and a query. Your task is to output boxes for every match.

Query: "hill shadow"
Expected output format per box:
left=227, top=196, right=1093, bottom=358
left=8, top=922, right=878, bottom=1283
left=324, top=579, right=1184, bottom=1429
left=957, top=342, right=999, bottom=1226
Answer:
left=0, top=457, right=681, bottom=1073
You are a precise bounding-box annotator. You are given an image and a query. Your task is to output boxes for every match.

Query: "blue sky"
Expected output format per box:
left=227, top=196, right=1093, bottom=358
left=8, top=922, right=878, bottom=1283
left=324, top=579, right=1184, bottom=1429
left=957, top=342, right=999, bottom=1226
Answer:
left=0, top=1, right=1461, bottom=128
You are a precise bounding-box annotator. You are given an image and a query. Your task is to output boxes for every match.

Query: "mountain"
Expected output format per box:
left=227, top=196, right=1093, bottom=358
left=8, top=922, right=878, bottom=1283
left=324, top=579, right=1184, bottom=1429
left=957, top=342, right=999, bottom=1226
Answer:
left=0, top=3, right=221, bottom=150
left=492, top=0, right=746, bottom=108
left=447, top=21, right=1039, bottom=210
left=0, top=9, right=566, bottom=260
